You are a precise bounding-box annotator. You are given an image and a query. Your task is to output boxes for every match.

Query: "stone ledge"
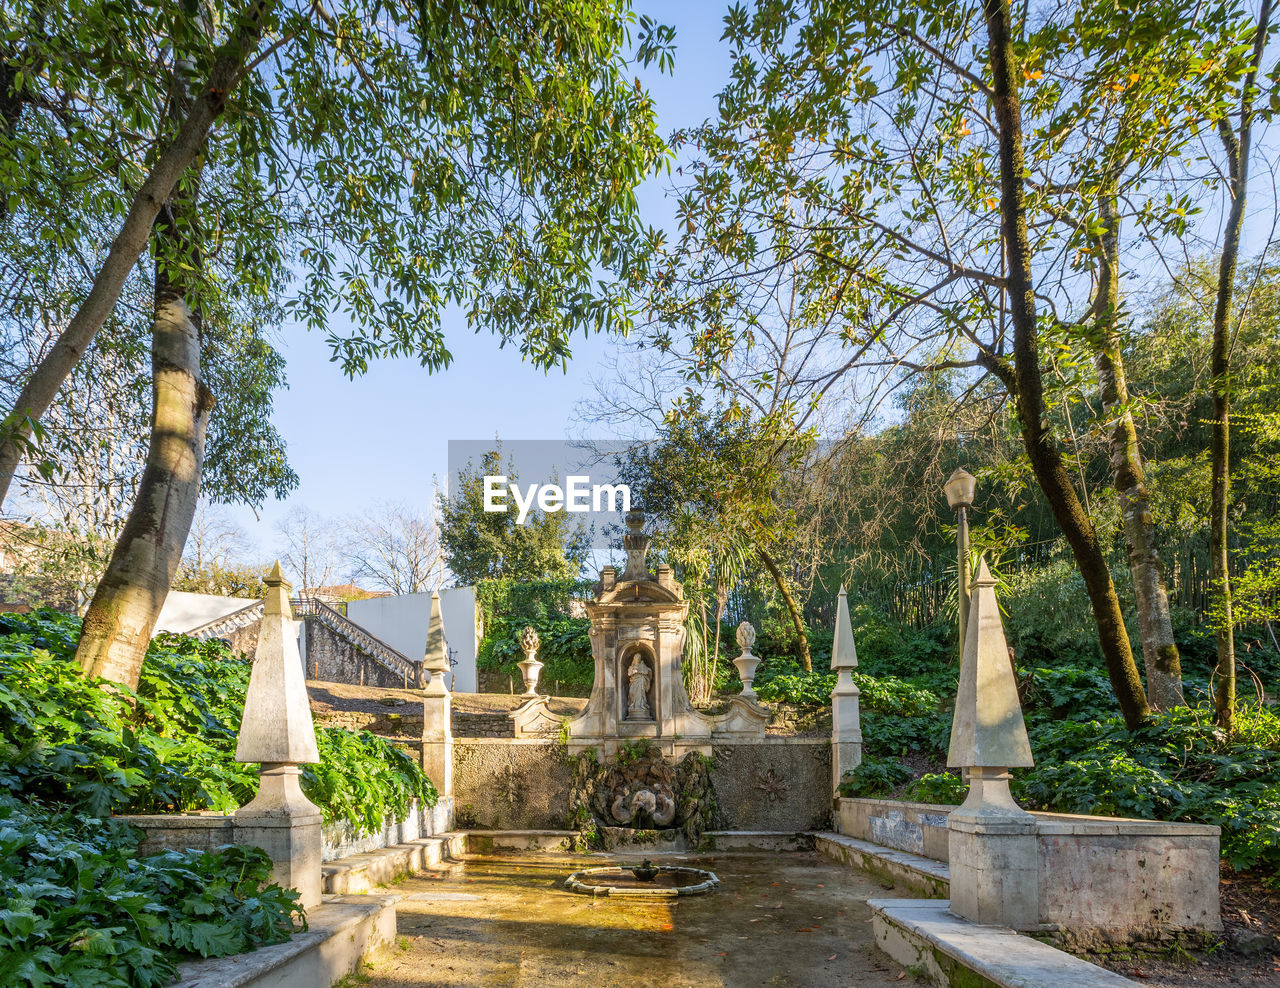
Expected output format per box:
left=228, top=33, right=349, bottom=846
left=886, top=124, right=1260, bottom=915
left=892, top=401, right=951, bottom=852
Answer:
left=322, top=834, right=466, bottom=894
left=1031, top=812, right=1220, bottom=837
left=704, top=831, right=816, bottom=852
left=815, top=832, right=951, bottom=898
left=870, top=898, right=1138, bottom=988
left=462, top=829, right=576, bottom=852
left=172, top=894, right=397, bottom=988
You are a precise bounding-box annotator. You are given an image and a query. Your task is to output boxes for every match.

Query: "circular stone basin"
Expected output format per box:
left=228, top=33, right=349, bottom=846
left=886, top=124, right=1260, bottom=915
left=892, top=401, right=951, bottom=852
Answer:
left=564, top=865, right=720, bottom=897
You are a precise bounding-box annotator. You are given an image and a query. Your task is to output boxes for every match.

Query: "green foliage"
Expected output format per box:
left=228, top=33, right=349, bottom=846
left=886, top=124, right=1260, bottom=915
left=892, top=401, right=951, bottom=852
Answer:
left=170, top=563, right=267, bottom=601
left=440, top=450, right=591, bottom=585
left=0, top=795, right=299, bottom=987
left=474, top=577, right=595, bottom=629
left=1015, top=704, right=1280, bottom=873
left=475, top=577, right=595, bottom=693
left=303, top=732, right=429, bottom=835
left=905, top=772, right=967, bottom=805
left=754, top=658, right=941, bottom=717
left=753, top=662, right=833, bottom=706
left=1020, top=665, right=1118, bottom=730
left=0, top=610, right=437, bottom=830
left=837, top=754, right=913, bottom=798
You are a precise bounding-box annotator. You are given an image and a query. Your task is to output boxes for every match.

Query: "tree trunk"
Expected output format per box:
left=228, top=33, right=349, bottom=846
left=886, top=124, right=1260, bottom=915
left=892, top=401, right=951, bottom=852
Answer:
left=76, top=37, right=216, bottom=690
left=982, top=0, right=1150, bottom=727
left=1210, top=0, right=1270, bottom=731
left=77, top=212, right=213, bottom=687
left=758, top=546, right=811, bottom=672
left=712, top=576, right=727, bottom=699
left=1092, top=193, right=1184, bottom=709
left=0, top=0, right=268, bottom=510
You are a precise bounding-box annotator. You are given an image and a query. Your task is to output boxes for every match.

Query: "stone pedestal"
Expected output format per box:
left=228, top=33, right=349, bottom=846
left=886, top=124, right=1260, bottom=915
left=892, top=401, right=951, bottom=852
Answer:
left=421, top=697, right=452, bottom=798
left=421, top=590, right=453, bottom=799
left=945, top=560, right=1038, bottom=930
left=234, top=763, right=323, bottom=908
left=234, top=563, right=324, bottom=909
left=830, top=586, right=863, bottom=790
left=946, top=768, right=1039, bottom=928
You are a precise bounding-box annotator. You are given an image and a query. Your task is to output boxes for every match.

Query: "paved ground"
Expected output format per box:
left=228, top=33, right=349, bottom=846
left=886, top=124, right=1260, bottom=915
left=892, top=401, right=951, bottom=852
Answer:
left=358, top=851, right=914, bottom=987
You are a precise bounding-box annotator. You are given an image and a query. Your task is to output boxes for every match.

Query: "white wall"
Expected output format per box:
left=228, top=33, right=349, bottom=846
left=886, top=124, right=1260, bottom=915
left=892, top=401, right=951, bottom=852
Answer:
left=156, top=591, right=258, bottom=634
left=345, top=587, right=478, bottom=692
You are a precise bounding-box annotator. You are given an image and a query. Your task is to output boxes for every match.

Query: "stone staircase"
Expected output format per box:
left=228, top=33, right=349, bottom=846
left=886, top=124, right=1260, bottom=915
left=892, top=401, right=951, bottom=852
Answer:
left=187, top=596, right=422, bottom=688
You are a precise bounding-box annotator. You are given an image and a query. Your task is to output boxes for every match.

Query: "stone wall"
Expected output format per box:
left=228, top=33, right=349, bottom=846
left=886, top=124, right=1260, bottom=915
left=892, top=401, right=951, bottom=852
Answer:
left=452, top=740, right=574, bottom=830
left=119, top=797, right=455, bottom=864
left=710, top=739, right=832, bottom=832
left=119, top=812, right=235, bottom=856
left=450, top=737, right=832, bottom=834
left=477, top=670, right=517, bottom=695
left=320, top=797, right=453, bottom=861
left=835, top=798, right=1221, bottom=933
left=314, top=708, right=425, bottom=736
left=304, top=617, right=408, bottom=689
left=453, top=713, right=515, bottom=738
left=220, top=622, right=260, bottom=658
left=1035, top=815, right=1221, bottom=932
left=835, top=797, right=954, bottom=861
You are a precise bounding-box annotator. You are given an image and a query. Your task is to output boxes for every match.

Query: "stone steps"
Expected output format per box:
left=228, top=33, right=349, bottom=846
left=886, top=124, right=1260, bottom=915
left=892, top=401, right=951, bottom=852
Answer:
left=463, top=829, right=575, bottom=853
left=321, top=833, right=467, bottom=894
left=814, top=832, right=951, bottom=898
left=705, top=830, right=816, bottom=852
left=870, top=898, right=1138, bottom=988
left=172, top=894, right=398, bottom=988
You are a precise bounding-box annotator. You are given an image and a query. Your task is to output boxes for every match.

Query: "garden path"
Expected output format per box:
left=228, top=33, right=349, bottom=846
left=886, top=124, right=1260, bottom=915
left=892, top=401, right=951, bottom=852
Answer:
left=357, top=851, right=913, bottom=987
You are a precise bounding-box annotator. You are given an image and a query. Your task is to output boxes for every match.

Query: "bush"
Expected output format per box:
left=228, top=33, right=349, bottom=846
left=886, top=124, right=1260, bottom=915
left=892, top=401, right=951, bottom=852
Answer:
left=0, top=609, right=449, bottom=983
left=0, top=609, right=438, bottom=831
left=478, top=614, right=592, bottom=683
left=0, top=795, right=299, bottom=987
left=1020, top=665, right=1116, bottom=730
left=905, top=772, right=966, bottom=805
left=1017, top=704, right=1280, bottom=874
left=837, top=753, right=913, bottom=797
left=473, top=579, right=596, bottom=693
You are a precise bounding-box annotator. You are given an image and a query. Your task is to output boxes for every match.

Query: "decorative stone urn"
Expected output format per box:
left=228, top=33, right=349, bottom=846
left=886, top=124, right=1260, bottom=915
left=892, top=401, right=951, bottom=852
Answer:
left=732, top=621, right=761, bottom=698
left=517, top=625, right=543, bottom=697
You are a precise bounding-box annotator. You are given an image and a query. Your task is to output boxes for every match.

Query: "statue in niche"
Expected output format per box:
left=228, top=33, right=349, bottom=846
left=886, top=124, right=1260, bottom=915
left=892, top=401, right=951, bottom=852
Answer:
left=626, top=653, right=653, bottom=720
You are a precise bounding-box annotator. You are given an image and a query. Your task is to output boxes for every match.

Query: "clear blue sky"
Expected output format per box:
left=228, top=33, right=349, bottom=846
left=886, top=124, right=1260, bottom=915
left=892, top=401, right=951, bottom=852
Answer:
left=226, top=2, right=731, bottom=549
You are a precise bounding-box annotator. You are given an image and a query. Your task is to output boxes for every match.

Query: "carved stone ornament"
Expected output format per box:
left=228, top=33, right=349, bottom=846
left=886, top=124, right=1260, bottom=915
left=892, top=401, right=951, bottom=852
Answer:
left=754, top=767, right=792, bottom=803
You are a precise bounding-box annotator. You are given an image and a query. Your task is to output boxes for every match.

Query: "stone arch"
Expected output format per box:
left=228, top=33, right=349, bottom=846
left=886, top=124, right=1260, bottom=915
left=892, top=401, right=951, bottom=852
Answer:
left=618, top=641, right=657, bottom=722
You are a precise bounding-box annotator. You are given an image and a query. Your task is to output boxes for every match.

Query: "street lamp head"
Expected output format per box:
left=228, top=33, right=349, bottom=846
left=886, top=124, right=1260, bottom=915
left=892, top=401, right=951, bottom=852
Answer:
left=945, top=468, right=977, bottom=510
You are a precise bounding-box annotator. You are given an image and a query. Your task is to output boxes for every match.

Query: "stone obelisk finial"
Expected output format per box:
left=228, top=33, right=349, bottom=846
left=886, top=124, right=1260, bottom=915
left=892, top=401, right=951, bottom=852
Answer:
left=235, top=561, right=319, bottom=765
left=422, top=590, right=451, bottom=697
left=947, top=559, right=1033, bottom=777
left=946, top=557, right=1038, bottom=929
left=233, top=561, right=323, bottom=908
left=830, top=585, right=863, bottom=790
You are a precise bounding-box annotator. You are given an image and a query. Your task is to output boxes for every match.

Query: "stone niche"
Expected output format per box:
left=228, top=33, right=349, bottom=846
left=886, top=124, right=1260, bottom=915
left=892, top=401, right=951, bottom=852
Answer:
left=567, top=510, right=744, bottom=757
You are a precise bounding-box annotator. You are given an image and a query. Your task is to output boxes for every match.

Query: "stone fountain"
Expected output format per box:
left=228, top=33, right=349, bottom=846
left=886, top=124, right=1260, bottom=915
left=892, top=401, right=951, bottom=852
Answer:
left=564, top=510, right=766, bottom=758
left=559, top=510, right=768, bottom=850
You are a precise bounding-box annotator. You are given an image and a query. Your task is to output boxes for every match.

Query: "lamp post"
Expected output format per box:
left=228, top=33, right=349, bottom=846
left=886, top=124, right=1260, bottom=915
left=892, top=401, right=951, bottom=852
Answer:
left=945, top=468, right=977, bottom=651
